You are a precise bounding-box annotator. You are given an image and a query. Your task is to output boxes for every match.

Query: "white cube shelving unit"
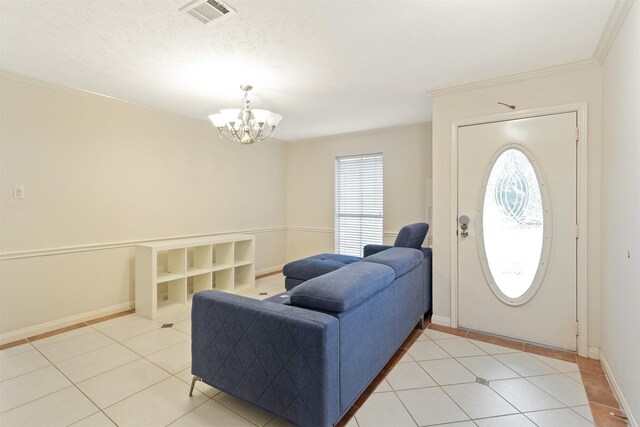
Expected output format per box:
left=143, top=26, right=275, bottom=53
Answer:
left=135, top=234, right=255, bottom=319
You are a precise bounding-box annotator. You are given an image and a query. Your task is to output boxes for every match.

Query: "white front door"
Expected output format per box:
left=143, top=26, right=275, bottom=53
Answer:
left=457, top=112, right=577, bottom=351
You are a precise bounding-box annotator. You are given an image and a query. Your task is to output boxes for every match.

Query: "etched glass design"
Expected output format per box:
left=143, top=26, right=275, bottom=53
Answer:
left=483, top=149, right=544, bottom=299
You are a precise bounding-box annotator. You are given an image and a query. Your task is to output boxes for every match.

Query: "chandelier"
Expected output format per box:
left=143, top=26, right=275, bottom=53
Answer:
left=208, top=85, right=283, bottom=144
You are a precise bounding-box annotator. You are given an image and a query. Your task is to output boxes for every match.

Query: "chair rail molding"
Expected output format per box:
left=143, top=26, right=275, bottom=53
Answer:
left=0, top=227, right=287, bottom=260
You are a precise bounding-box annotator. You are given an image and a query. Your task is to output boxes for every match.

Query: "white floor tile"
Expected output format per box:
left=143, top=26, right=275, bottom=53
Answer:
left=0, top=386, right=98, bottom=427
left=474, top=414, right=537, bottom=426
left=564, top=371, right=584, bottom=384
left=531, top=354, right=579, bottom=373
left=527, top=374, right=589, bottom=406
left=0, top=343, right=35, bottom=360
left=436, top=339, right=487, bottom=357
left=104, top=376, right=208, bottom=427
left=407, top=340, right=451, bottom=361
left=524, top=407, right=593, bottom=426
left=456, top=356, right=519, bottom=380
left=489, top=378, right=564, bottom=412
left=99, top=317, right=162, bottom=341
left=265, top=416, right=298, bottom=427
left=155, top=310, right=192, bottom=325
left=423, top=329, right=461, bottom=340
left=415, top=332, right=431, bottom=341
left=571, top=405, right=594, bottom=423
left=173, top=319, right=191, bottom=335
left=467, top=339, right=521, bottom=355
left=493, top=353, right=559, bottom=377
left=354, top=392, right=417, bottom=427
left=77, top=358, right=170, bottom=409
left=36, top=331, right=116, bottom=364
left=0, top=349, right=51, bottom=381
left=170, top=399, right=257, bottom=426
left=419, top=358, right=476, bottom=386
left=71, top=411, right=117, bottom=426
left=372, top=379, right=392, bottom=393
left=343, top=417, right=359, bottom=427
left=397, top=387, right=470, bottom=426
left=30, top=327, right=95, bottom=348
left=121, top=328, right=189, bottom=356
left=91, top=314, right=142, bottom=330
left=0, top=366, right=71, bottom=413
left=433, top=423, right=477, bottom=427
left=175, top=368, right=220, bottom=398
left=399, top=352, right=415, bottom=363
left=442, top=383, right=518, bottom=419
left=146, top=340, right=191, bottom=374
left=215, top=392, right=274, bottom=426
left=56, top=343, right=140, bottom=383
left=385, top=361, right=437, bottom=390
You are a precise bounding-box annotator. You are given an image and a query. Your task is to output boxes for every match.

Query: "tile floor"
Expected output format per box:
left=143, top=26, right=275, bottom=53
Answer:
left=0, top=274, right=614, bottom=426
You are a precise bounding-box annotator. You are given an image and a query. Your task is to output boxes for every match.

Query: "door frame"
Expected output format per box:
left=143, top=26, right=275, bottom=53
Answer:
left=449, top=102, right=588, bottom=356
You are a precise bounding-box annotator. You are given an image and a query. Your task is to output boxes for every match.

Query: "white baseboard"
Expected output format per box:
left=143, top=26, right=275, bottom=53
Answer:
left=600, top=352, right=638, bottom=427
left=256, top=265, right=283, bottom=276
left=430, top=315, right=451, bottom=327
left=0, top=301, right=134, bottom=345
left=588, top=347, right=601, bottom=360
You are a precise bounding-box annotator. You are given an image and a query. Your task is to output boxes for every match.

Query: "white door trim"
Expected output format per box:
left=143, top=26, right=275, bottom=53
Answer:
left=449, top=102, right=588, bottom=357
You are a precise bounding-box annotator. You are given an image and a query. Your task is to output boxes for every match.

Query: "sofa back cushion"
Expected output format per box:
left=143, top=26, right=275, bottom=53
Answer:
left=362, top=247, right=423, bottom=277
left=289, top=262, right=395, bottom=313
left=393, top=222, right=429, bottom=248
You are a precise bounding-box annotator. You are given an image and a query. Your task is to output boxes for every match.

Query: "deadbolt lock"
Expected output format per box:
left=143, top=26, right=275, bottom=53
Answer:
left=459, top=215, right=470, bottom=238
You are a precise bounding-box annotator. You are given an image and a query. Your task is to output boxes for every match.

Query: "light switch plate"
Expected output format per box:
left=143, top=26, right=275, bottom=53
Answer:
left=13, top=186, right=25, bottom=199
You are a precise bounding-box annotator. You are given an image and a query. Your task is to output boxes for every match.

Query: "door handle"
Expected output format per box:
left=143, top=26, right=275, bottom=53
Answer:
left=459, top=215, right=470, bottom=238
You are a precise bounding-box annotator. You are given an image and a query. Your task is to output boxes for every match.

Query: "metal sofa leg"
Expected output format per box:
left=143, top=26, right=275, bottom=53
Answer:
left=189, top=376, right=202, bottom=396
left=417, top=317, right=425, bottom=330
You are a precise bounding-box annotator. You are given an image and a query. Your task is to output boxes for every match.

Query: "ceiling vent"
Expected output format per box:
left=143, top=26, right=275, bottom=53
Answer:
left=181, top=0, right=236, bottom=25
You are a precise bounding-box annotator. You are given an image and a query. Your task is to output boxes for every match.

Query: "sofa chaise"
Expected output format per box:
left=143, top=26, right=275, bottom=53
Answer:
left=190, top=247, right=425, bottom=427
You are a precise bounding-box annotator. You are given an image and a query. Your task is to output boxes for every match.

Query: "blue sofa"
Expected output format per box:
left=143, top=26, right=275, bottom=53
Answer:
left=191, top=247, right=425, bottom=427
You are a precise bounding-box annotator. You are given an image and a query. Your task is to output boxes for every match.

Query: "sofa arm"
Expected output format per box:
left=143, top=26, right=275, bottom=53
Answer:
left=363, top=244, right=392, bottom=258
left=191, top=290, right=340, bottom=427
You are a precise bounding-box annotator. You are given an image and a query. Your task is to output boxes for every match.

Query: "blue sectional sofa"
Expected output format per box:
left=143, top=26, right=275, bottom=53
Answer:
left=191, top=247, right=425, bottom=427
left=283, top=223, right=432, bottom=315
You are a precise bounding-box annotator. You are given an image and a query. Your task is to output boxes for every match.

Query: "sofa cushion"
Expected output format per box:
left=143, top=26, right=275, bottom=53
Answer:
left=289, top=262, right=395, bottom=313
left=362, top=247, right=423, bottom=277
left=283, top=253, right=361, bottom=282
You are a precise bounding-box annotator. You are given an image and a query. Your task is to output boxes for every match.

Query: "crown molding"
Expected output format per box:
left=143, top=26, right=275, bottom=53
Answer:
left=428, top=59, right=600, bottom=97
left=287, top=122, right=431, bottom=146
left=593, top=0, right=636, bottom=64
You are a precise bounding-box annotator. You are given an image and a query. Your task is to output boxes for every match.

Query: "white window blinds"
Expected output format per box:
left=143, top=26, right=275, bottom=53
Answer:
left=335, top=153, right=383, bottom=257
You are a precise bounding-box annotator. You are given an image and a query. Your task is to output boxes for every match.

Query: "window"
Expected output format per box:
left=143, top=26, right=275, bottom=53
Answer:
left=335, top=153, right=383, bottom=257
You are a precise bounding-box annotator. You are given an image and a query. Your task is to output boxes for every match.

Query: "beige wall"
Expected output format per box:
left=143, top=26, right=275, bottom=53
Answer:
left=601, top=1, right=640, bottom=422
left=0, top=73, right=287, bottom=339
left=286, top=124, right=432, bottom=261
left=431, top=66, right=603, bottom=351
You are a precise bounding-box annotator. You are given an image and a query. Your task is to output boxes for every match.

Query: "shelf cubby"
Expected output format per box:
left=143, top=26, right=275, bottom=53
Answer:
left=212, top=242, right=233, bottom=270
left=187, top=245, right=212, bottom=276
left=235, top=239, right=254, bottom=264
left=234, top=264, right=254, bottom=292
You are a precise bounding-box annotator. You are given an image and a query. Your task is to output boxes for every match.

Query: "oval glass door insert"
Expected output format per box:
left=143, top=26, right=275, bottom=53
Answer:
left=481, top=147, right=547, bottom=303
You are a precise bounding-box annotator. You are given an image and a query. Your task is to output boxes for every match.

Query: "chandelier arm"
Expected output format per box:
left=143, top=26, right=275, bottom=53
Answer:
left=254, top=126, right=276, bottom=141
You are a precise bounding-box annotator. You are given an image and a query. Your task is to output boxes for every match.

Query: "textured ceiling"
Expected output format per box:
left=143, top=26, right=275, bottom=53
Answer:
left=0, top=0, right=616, bottom=141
